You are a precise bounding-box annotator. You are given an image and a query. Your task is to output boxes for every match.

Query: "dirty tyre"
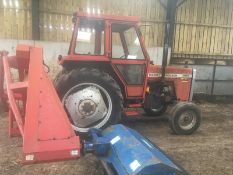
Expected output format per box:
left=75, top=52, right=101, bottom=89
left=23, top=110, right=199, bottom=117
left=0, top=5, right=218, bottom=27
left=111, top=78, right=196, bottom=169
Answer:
left=54, top=68, right=123, bottom=133
left=143, top=105, right=167, bottom=117
left=168, top=102, right=201, bottom=135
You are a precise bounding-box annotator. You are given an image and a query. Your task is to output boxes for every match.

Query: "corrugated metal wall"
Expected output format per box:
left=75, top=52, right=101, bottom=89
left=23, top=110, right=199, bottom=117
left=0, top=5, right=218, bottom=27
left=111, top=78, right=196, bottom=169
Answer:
left=38, top=0, right=167, bottom=47
left=0, top=0, right=32, bottom=39
left=173, top=0, right=233, bottom=60
left=1, top=0, right=233, bottom=60
left=0, top=0, right=166, bottom=46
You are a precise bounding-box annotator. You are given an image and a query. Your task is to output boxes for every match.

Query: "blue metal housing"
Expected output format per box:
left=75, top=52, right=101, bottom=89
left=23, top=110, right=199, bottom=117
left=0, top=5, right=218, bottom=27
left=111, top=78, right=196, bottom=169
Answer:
left=84, top=124, right=188, bottom=175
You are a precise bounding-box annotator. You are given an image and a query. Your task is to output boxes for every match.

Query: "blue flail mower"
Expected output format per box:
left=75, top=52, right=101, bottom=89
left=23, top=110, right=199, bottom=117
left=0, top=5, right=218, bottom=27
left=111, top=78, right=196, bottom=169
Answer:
left=84, top=124, right=188, bottom=175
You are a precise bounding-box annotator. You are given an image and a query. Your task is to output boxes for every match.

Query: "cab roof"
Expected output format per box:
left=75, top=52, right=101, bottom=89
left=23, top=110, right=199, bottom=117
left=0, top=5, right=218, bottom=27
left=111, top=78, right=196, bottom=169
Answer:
left=74, top=12, right=140, bottom=23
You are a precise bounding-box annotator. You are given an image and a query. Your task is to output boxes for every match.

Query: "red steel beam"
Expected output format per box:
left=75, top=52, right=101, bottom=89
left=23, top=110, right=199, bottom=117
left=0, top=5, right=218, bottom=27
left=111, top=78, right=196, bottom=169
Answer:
left=23, top=46, right=80, bottom=163
left=2, top=53, right=25, bottom=136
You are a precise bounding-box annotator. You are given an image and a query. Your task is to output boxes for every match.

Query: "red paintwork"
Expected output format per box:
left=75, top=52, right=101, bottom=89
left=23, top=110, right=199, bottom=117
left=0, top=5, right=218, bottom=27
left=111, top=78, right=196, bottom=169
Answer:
left=0, top=45, right=80, bottom=164
left=59, top=12, right=192, bottom=103
left=128, top=104, right=142, bottom=108
left=61, top=55, right=109, bottom=63
left=127, top=86, right=144, bottom=97
left=148, top=65, right=193, bottom=101
left=124, top=111, right=140, bottom=117
left=111, top=59, right=147, bottom=98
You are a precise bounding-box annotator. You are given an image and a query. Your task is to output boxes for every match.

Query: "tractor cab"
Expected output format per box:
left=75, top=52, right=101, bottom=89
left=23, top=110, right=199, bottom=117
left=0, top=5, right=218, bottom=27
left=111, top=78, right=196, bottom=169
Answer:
left=63, top=12, right=149, bottom=99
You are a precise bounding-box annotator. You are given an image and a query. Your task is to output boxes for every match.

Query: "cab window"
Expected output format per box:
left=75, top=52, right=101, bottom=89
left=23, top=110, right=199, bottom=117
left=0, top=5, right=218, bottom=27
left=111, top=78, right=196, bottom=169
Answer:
left=112, top=23, right=145, bottom=60
left=75, top=18, right=104, bottom=55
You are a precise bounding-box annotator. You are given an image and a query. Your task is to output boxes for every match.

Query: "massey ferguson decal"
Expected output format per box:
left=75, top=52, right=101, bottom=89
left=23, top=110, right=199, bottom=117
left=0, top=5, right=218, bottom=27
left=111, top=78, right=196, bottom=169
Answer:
left=148, top=73, right=192, bottom=78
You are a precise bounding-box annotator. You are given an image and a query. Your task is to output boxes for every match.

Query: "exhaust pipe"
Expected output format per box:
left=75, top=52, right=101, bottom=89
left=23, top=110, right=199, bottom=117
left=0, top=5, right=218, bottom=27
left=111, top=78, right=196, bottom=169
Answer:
left=161, top=0, right=178, bottom=81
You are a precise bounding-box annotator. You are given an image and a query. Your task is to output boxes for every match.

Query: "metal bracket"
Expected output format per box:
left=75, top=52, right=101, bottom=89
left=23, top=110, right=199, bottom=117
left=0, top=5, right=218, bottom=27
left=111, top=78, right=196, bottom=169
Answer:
left=83, top=128, right=111, bottom=156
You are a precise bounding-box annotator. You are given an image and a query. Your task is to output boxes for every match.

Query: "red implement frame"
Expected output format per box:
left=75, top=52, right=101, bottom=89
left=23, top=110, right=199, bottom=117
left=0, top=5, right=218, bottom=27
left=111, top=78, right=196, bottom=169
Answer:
left=0, top=45, right=80, bottom=164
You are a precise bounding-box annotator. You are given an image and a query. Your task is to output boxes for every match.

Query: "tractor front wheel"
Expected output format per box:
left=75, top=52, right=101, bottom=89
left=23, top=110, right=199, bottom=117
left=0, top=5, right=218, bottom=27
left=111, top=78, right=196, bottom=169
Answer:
left=54, top=68, right=123, bottom=133
left=168, top=102, right=201, bottom=135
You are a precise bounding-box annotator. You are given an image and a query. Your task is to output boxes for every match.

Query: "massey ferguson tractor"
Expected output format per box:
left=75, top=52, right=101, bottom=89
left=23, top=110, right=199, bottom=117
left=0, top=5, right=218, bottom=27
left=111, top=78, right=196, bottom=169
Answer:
left=54, top=12, right=201, bottom=135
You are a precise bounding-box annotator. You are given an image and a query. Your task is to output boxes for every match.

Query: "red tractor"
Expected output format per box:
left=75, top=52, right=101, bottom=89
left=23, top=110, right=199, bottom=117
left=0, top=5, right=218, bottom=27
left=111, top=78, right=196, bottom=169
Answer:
left=54, top=12, right=201, bottom=135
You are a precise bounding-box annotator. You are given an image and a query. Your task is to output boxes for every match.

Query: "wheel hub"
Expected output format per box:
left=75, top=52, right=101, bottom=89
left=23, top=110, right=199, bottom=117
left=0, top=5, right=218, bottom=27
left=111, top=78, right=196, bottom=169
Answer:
left=78, top=100, right=96, bottom=116
left=178, top=110, right=197, bottom=130
left=63, top=86, right=108, bottom=128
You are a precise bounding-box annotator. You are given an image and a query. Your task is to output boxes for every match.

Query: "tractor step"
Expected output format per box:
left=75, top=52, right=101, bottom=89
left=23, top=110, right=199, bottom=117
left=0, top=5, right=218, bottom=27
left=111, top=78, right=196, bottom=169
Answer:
left=125, top=111, right=140, bottom=117
left=84, top=124, right=188, bottom=175
left=128, top=104, right=142, bottom=108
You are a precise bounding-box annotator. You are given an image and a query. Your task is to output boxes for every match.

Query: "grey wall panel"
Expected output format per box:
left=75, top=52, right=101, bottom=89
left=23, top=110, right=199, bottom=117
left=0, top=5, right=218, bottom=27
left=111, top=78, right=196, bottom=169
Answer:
left=215, top=66, right=233, bottom=80
left=193, top=81, right=212, bottom=95
left=214, top=82, right=233, bottom=95
left=189, top=65, right=213, bottom=80
left=174, top=64, right=233, bottom=95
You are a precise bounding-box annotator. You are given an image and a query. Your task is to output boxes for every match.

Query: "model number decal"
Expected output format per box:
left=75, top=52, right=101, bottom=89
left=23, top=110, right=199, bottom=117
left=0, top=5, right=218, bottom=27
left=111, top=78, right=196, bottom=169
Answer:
left=148, top=73, right=192, bottom=78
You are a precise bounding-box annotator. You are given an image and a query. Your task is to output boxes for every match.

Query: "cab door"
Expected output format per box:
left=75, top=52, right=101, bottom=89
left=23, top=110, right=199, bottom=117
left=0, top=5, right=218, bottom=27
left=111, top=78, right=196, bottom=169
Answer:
left=109, top=22, right=148, bottom=98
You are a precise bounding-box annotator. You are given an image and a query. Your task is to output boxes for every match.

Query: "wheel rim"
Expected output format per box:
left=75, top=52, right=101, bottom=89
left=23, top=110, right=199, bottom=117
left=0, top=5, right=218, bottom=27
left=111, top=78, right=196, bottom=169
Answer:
left=178, top=110, right=197, bottom=130
left=62, top=83, right=112, bottom=133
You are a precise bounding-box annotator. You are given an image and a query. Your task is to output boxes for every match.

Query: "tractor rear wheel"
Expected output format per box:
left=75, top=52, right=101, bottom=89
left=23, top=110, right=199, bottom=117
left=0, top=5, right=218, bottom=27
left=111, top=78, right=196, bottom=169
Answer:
left=168, top=102, right=201, bottom=135
left=54, top=68, right=123, bottom=133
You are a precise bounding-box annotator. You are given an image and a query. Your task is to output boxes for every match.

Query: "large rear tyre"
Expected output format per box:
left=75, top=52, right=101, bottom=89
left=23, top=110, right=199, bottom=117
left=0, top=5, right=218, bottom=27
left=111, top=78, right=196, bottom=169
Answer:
left=54, top=68, right=123, bottom=133
left=168, top=102, right=201, bottom=135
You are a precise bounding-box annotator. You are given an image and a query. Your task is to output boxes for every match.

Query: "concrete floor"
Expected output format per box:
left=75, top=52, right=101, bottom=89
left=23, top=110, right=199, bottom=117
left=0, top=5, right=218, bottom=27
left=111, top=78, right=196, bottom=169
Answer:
left=0, top=102, right=232, bottom=175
